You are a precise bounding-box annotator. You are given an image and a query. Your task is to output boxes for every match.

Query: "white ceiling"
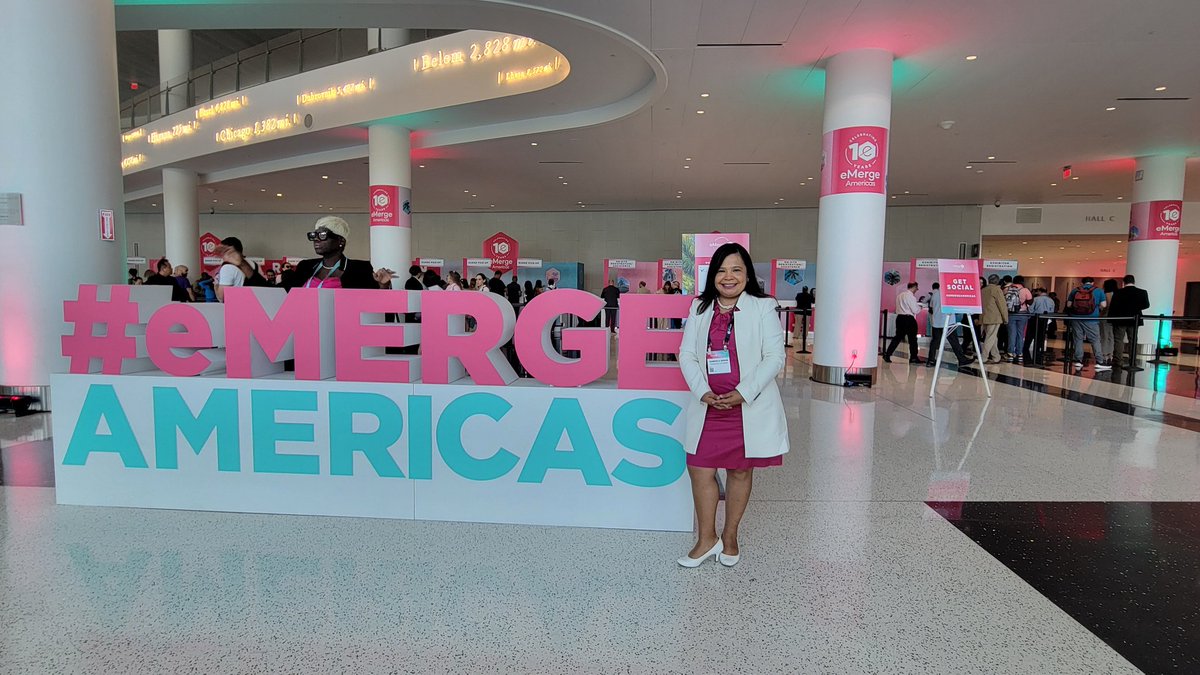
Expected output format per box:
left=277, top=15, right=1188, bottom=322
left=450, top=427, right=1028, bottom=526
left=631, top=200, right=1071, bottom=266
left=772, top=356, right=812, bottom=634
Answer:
left=123, top=0, right=1200, bottom=216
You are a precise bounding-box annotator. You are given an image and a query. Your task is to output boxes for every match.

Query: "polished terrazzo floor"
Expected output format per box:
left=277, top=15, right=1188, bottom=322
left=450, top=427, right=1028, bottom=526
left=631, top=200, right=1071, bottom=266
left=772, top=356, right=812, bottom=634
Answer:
left=4, top=348, right=1199, bottom=673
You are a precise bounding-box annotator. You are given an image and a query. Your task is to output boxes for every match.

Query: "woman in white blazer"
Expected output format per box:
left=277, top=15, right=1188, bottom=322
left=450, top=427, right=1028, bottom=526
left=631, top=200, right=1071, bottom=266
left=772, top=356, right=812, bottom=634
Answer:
left=676, top=243, right=788, bottom=568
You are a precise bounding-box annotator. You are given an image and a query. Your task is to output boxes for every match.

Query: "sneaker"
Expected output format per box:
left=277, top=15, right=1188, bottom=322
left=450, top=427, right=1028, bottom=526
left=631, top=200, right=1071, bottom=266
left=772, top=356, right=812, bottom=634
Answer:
left=1095, top=363, right=1112, bottom=371
left=1074, top=361, right=1084, bottom=369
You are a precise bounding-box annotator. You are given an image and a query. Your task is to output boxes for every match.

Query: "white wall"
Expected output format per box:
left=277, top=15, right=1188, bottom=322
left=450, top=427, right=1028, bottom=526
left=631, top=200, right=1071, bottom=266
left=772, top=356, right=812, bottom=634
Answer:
left=126, top=204, right=982, bottom=291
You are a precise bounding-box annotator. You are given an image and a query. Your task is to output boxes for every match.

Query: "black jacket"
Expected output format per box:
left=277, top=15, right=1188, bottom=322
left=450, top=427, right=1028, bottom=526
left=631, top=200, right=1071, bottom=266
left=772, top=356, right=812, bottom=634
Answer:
left=1107, top=285, right=1150, bottom=326
left=283, top=257, right=377, bottom=290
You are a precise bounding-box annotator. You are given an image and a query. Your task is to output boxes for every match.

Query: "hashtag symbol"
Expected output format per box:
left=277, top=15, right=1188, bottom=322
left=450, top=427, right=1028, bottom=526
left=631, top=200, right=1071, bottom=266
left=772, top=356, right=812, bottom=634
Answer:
left=61, top=285, right=140, bottom=374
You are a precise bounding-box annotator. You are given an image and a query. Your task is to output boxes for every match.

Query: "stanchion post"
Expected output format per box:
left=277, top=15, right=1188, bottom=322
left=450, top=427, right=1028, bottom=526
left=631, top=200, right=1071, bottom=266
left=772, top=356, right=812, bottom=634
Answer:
left=1147, top=315, right=1168, bottom=364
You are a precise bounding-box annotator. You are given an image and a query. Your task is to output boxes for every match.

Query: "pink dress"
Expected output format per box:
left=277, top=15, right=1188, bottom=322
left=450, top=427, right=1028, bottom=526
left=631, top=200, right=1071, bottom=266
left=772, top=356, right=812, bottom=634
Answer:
left=688, top=306, right=783, bottom=470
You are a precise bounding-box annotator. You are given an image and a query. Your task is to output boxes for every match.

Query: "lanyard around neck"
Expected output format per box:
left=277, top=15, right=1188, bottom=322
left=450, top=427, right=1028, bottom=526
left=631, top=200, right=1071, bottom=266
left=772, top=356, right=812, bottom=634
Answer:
left=308, top=257, right=342, bottom=287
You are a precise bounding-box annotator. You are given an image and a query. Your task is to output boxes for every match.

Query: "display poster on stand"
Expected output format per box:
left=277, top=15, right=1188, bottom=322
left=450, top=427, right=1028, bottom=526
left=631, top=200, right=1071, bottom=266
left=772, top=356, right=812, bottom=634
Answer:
left=937, top=259, right=983, bottom=314
left=604, top=259, right=659, bottom=293
left=681, top=233, right=750, bottom=295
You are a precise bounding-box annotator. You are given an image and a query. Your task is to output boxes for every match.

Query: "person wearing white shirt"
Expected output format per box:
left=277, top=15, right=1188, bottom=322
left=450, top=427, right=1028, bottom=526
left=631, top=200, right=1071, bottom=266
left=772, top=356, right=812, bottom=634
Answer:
left=883, top=282, right=922, bottom=363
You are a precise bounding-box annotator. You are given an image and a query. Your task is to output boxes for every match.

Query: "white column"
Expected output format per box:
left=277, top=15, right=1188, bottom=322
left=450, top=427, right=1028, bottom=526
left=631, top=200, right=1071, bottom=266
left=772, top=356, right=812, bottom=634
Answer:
left=0, top=0, right=124, bottom=386
left=368, top=28, right=411, bottom=52
left=162, top=168, right=200, bottom=275
left=368, top=125, right=412, bottom=272
left=1126, top=154, right=1186, bottom=352
left=812, top=49, right=893, bottom=385
left=158, top=29, right=191, bottom=116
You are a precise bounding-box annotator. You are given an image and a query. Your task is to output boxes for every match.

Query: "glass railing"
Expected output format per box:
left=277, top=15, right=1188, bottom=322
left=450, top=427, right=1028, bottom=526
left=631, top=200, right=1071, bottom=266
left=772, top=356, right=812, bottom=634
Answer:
left=119, top=28, right=454, bottom=131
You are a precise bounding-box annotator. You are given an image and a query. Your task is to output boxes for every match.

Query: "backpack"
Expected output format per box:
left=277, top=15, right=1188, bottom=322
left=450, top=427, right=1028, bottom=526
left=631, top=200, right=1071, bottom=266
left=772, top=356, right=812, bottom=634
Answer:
left=1070, top=287, right=1096, bottom=315
left=1004, top=285, right=1024, bottom=313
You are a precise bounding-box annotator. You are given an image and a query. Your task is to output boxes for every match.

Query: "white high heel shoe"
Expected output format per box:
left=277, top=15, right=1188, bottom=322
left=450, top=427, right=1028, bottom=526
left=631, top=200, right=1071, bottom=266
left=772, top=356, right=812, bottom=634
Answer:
left=718, top=550, right=741, bottom=567
left=677, top=539, right=722, bottom=568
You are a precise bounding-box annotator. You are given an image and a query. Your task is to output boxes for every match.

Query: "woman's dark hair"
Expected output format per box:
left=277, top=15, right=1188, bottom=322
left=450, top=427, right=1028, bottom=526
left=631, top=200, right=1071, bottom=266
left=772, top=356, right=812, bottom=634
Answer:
left=1103, top=278, right=1120, bottom=293
left=696, top=242, right=769, bottom=314
left=220, top=236, right=244, bottom=254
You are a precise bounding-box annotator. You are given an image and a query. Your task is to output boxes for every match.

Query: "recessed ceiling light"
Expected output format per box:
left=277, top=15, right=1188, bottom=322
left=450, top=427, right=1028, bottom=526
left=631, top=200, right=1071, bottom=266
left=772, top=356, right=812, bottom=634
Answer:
left=1155, top=86, right=1167, bottom=92
left=965, top=55, right=978, bottom=61
left=228, top=202, right=234, bottom=206
left=684, top=165, right=690, bottom=169
left=329, top=207, right=334, bottom=210
left=976, top=170, right=984, bottom=173
left=904, top=190, right=910, bottom=194
left=891, top=195, right=897, bottom=199
left=1117, top=196, right=1123, bottom=200
left=965, top=165, right=973, bottom=169
left=471, top=194, right=477, bottom=197
left=212, top=199, right=217, bottom=203
left=1105, top=106, right=1116, bottom=111
left=318, top=204, right=323, bottom=208
left=418, top=164, right=425, bottom=168
left=696, top=110, right=705, bottom=114
left=562, top=182, right=568, bottom=185
left=807, top=177, right=814, bottom=181
left=685, top=157, right=692, bottom=161
left=337, top=181, right=344, bottom=185
left=558, top=176, right=564, bottom=179
left=490, top=204, right=495, bottom=208
left=676, top=195, right=682, bottom=199
left=260, top=188, right=266, bottom=192
left=1059, top=246, right=1065, bottom=250
left=580, top=205, right=586, bottom=208
left=276, top=193, right=283, bottom=197
left=677, top=190, right=683, bottom=194
left=321, top=175, right=329, bottom=179
left=1022, top=241, right=1027, bottom=244
left=987, top=155, right=996, bottom=160
left=1051, top=183, right=1057, bottom=186
left=150, top=203, right=157, bottom=206
left=1072, top=176, right=1079, bottom=180
left=1117, top=240, right=1123, bottom=243
left=1105, top=249, right=1110, bottom=252
left=700, top=93, right=710, bottom=98
left=530, top=142, right=539, bottom=146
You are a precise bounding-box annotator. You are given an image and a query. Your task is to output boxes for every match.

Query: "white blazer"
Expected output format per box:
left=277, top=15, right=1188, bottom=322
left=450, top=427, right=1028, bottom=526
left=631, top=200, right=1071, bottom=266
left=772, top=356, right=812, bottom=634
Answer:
left=678, top=294, right=789, bottom=458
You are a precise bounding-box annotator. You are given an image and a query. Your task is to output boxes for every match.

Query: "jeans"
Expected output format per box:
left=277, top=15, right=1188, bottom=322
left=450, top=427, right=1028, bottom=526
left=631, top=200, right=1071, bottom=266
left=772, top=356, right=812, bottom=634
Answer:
left=1007, top=313, right=1031, bottom=358
left=1070, top=319, right=1102, bottom=362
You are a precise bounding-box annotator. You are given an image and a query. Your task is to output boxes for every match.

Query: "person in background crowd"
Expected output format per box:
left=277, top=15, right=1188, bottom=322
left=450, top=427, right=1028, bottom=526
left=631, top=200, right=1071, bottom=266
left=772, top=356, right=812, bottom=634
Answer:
left=601, top=280, right=621, bottom=332
left=524, top=280, right=534, bottom=301
left=146, top=258, right=189, bottom=302
left=423, top=269, right=446, bottom=290
left=1066, top=276, right=1109, bottom=372
left=547, top=278, right=557, bottom=291
left=533, top=279, right=544, bottom=295
left=473, top=273, right=488, bottom=291
left=506, top=274, right=522, bottom=304
left=265, top=269, right=277, bottom=286
left=128, top=268, right=141, bottom=285
left=979, top=274, right=1009, bottom=364
left=882, top=282, right=921, bottom=364
left=173, top=265, right=195, bottom=302
left=1025, top=287, right=1056, bottom=365
left=1108, top=274, right=1150, bottom=369
left=795, top=286, right=813, bottom=312
left=196, top=272, right=217, bottom=302
left=143, top=269, right=155, bottom=283
left=1003, top=275, right=1033, bottom=364
left=676, top=242, right=787, bottom=568
left=283, top=216, right=392, bottom=290
left=445, top=271, right=463, bottom=291
left=997, top=275, right=1014, bottom=354
left=405, top=265, right=424, bottom=292
left=637, top=281, right=651, bottom=294
left=1098, top=278, right=1121, bottom=368
left=487, top=270, right=506, bottom=295
left=214, top=236, right=270, bottom=301
left=1046, top=291, right=1061, bottom=339
left=925, top=282, right=971, bottom=367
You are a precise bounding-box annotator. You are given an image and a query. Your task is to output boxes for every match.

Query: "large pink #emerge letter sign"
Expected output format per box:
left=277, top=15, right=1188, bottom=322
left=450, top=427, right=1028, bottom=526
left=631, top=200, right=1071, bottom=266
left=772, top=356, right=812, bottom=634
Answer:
left=334, top=289, right=421, bottom=383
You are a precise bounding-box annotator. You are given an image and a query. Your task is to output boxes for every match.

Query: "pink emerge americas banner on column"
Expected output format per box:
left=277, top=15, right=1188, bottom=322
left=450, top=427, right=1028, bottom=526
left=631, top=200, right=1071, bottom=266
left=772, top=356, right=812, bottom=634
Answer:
left=820, top=126, right=888, bottom=196
left=1129, top=200, right=1183, bottom=242
left=936, top=259, right=982, bottom=314
left=369, top=185, right=411, bottom=227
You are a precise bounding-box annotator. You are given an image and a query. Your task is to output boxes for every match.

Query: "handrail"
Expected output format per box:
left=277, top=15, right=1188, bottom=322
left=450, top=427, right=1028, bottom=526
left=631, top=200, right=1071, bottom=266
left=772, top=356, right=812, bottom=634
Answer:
left=119, top=28, right=451, bottom=131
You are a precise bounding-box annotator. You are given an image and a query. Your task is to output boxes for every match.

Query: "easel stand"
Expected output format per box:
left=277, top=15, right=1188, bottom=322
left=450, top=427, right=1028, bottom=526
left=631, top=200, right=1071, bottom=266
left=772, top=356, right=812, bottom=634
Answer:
left=929, top=313, right=992, bottom=399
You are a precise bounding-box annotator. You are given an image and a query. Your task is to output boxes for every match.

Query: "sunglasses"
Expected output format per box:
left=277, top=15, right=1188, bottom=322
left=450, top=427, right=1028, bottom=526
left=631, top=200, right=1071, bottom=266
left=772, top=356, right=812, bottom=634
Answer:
left=306, top=229, right=339, bottom=241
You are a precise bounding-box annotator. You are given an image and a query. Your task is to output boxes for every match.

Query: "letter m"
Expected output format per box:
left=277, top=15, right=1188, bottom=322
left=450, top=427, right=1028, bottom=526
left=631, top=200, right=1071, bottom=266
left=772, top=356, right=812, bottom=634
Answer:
left=224, top=287, right=333, bottom=379
left=153, top=387, right=241, bottom=471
